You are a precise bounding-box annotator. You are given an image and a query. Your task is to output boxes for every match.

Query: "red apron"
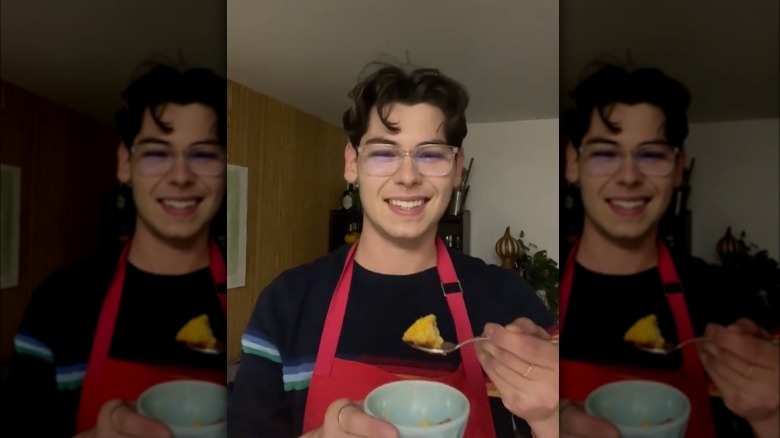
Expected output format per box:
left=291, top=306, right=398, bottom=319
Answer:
left=302, top=238, right=496, bottom=437
left=559, top=240, right=717, bottom=437
left=75, top=239, right=227, bottom=433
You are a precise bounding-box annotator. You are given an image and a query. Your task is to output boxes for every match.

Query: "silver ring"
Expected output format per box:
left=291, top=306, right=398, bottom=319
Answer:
left=108, top=402, right=124, bottom=430
left=337, top=403, right=352, bottom=430
left=522, top=364, right=533, bottom=378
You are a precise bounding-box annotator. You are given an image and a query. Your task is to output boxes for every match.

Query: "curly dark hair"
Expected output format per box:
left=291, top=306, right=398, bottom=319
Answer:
left=115, top=62, right=226, bottom=148
left=343, top=62, right=470, bottom=147
left=562, top=63, right=691, bottom=148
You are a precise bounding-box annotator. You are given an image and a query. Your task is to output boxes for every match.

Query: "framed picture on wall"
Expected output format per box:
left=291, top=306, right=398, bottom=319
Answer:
left=227, top=164, right=248, bottom=289
left=1, top=164, right=21, bottom=289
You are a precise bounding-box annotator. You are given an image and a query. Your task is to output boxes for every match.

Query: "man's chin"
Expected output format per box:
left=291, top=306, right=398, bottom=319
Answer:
left=151, top=225, right=210, bottom=246
left=380, top=226, right=439, bottom=246
left=605, top=227, right=658, bottom=246
left=586, top=217, right=651, bottom=242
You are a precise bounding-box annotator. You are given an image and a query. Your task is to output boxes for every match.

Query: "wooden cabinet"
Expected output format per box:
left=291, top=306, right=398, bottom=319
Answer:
left=328, top=210, right=471, bottom=254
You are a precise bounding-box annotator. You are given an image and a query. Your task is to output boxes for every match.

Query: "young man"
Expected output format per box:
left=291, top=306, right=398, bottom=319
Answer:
left=559, top=64, right=778, bottom=438
left=3, top=64, right=228, bottom=437
left=229, top=63, right=560, bottom=438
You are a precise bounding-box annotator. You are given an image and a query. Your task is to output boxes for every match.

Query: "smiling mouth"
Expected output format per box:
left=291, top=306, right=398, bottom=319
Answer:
left=386, top=198, right=430, bottom=211
left=159, top=198, right=202, bottom=209
left=606, top=197, right=652, bottom=217
left=608, top=198, right=649, bottom=209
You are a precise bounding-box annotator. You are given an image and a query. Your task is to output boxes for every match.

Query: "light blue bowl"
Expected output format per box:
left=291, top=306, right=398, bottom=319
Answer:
left=364, top=380, right=470, bottom=438
left=585, top=380, right=690, bottom=438
left=137, top=380, right=227, bottom=438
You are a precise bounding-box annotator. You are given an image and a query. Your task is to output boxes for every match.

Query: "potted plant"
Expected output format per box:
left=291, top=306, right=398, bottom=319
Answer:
left=514, top=230, right=560, bottom=317
left=720, top=230, right=779, bottom=322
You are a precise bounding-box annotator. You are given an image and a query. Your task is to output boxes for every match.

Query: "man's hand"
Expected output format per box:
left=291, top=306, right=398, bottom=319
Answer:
left=698, top=318, right=779, bottom=438
left=73, top=399, right=171, bottom=438
left=475, top=318, right=559, bottom=437
left=560, top=399, right=619, bottom=438
left=301, top=398, right=399, bottom=438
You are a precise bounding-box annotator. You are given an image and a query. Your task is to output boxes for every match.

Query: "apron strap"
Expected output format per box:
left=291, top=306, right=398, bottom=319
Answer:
left=658, top=242, right=717, bottom=437
left=435, top=238, right=495, bottom=438
left=208, top=240, right=228, bottom=313
left=313, top=243, right=358, bottom=377
left=559, top=240, right=579, bottom=333
left=86, top=243, right=131, bottom=374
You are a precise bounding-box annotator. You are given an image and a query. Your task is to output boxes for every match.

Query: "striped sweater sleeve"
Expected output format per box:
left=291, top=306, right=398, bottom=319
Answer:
left=228, top=274, right=294, bottom=437
left=4, top=280, right=71, bottom=436
left=13, top=332, right=55, bottom=363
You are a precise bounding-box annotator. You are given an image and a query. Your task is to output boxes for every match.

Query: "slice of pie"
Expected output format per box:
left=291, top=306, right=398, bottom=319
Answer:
left=402, top=314, right=444, bottom=349
left=176, top=314, right=217, bottom=349
left=623, top=314, right=665, bottom=348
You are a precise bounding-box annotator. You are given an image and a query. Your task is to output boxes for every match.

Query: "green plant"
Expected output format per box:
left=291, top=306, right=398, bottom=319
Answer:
left=514, top=230, right=560, bottom=316
left=725, top=231, right=779, bottom=321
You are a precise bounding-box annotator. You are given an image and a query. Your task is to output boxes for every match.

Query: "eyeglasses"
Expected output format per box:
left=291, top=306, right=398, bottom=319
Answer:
left=356, top=144, right=459, bottom=177
left=130, top=144, right=226, bottom=177
left=579, top=144, right=680, bottom=177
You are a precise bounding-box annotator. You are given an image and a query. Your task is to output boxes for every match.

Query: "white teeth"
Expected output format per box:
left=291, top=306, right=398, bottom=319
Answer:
left=163, top=199, right=196, bottom=209
left=612, top=200, right=644, bottom=209
left=389, top=199, right=424, bottom=209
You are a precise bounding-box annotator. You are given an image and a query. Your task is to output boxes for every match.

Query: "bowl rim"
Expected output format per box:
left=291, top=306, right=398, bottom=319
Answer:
left=363, top=380, right=471, bottom=431
left=584, top=379, right=691, bottom=432
left=137, top=379, right=227, bottom=430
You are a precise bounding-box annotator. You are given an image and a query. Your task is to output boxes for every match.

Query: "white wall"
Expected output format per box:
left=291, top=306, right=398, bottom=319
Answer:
left=457, top=118, right=778, bottom=268
left=461, top=119, right=559, bottom=265
left=685, top=119, right=779, bottom=263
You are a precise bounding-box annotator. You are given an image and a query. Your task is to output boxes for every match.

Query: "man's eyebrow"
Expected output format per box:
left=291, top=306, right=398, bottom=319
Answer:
left=191, top=140, right=223, bottom=147
left=136, top=137, right=170, bottom=146
left=584, top=137, right=618, bottom=146
left=362, top=137, right=448, bottom=146
left=584, top=137, right=669, bottom=147
left=363, top=137, right=397, bottom=145
left=135, top=138, right=223, bottom=147
left=638, top=139, right=670, bottom=147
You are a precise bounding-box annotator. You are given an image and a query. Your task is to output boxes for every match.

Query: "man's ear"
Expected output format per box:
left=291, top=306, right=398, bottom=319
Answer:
left=117, top=143, right=130, bottom=183
left=564, top=142, right=580, bottom=184
left=344, top=142, right=358, bottom=183
left=453, top=148, right=465, bottom=189
left=673, top=148, right=686, bottom=188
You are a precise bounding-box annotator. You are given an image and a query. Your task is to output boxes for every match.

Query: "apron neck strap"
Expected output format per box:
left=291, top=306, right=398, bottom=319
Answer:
left=207, top=240, right=227, bottom=313
left=559, top=240, right=579, bottom=332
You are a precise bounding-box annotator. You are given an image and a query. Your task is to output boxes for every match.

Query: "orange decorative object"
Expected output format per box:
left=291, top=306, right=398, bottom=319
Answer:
left=495, top=226, right=520, bottom=269
left=344, top=222, right=360, bottom=244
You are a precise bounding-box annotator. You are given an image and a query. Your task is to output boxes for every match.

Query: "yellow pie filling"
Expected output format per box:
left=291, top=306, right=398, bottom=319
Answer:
left=402, top=314, right=444, bottom=349
left=176, top=314, right=217, bottom=349
left=624, top=314, right=665, bottom=348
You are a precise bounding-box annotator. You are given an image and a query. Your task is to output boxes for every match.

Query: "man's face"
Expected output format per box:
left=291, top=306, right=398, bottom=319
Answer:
left=117, top=103, right=226, bottom=244
left=344, top=103, right=464, bottom=244
left=565, top=103, right=685, bottom=244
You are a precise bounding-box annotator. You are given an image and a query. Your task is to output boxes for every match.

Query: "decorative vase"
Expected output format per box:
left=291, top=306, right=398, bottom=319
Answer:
left=495, top=226, right=520, bottom=269
left=716, top=226, right=746, bottom=265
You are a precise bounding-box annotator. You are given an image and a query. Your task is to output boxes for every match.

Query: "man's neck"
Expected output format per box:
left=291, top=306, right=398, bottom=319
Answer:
left=354, top=224, right=437, bottom=275
left=127, top=224, right=211, bottom=275
left=576, top=222, right=659, bottom=275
